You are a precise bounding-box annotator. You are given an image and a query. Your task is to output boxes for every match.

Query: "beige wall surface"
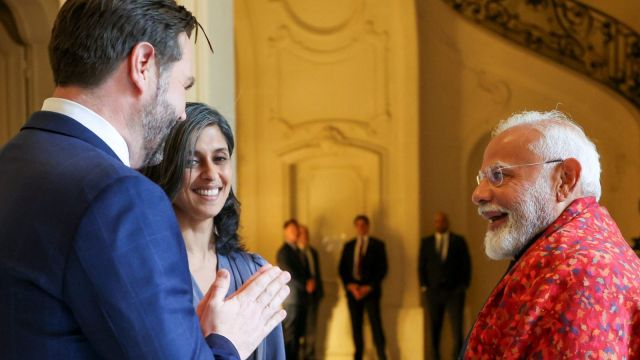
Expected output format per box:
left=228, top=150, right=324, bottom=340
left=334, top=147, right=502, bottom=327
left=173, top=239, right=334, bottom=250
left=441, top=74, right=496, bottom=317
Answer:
left=235, top=0, right=420, bottom=358
left=418, top=1, right=640, bottom=358
left=180, top=0, right=236, bottom=127
left=0, top=7, right=27, bottom=145
left=0, top=0, right=57, bottom=146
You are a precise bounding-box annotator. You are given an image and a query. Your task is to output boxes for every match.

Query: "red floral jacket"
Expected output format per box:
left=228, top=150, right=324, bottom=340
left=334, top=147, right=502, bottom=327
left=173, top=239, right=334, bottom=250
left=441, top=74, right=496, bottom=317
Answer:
left=464, top=197, right=640, bottom=359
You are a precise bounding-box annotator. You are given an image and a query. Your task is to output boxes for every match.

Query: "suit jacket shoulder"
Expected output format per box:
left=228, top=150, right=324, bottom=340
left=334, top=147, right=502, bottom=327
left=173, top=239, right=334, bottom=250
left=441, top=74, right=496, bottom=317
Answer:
left=338, top=239, right=356, bottom=284
left=276, top=243, right=309, bottom=295
left=0, top=112, right=235, bottom=359
left=369, top=236, right=386, bottom=248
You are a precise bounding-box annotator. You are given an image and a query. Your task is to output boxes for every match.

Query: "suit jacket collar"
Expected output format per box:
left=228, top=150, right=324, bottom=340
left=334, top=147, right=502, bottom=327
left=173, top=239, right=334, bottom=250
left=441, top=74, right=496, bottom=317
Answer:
left=22, top=111, right=122, bottom=164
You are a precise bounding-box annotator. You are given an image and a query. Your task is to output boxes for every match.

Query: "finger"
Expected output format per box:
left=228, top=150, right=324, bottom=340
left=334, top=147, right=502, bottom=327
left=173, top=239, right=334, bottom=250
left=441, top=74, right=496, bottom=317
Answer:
left=235, top=266, right=283, bottom=301
left=255, top=270, right=290, bottom=306
left=197, top=274, right=220, bottom=317
left=248, top=263, right=273, bottom=279
left=262, top=309, right=287, bottom=336
left=264, top=283, right=290, bottom=315
left=207, top=269, right=231, bottom=305
left=231, top=264, right=273, bottom=297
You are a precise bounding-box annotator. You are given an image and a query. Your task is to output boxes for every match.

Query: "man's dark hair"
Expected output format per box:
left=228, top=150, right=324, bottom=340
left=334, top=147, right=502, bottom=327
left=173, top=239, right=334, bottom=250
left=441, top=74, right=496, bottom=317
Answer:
left=49, top=0, right=198, bottom=87
left=283, top=219, right=299, bottom=229
left=353, top=214, right=370, bottom=225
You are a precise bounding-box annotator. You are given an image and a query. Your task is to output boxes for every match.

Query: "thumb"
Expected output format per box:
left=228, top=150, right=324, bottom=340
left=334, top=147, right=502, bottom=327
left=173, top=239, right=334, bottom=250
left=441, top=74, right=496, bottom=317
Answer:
left=208, top=269, right=231, bottom=305
left=196, top=269, right=231, bottom=337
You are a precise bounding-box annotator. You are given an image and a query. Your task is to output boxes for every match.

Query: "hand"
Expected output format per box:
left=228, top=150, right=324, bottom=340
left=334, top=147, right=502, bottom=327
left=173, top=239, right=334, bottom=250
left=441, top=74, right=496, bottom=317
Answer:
left=346, top=283, right=360, bottom=299
left=359, top=285, right=372, bottom=298
left=306, top=279, right=316, bottom=294
left=197, top=265, right=291, bottom=359
left=347, top=283, right=362, bottom=300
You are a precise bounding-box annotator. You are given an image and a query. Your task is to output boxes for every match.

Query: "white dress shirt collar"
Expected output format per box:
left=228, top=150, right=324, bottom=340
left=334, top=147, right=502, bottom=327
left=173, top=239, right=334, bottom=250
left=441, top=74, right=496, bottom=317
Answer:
left=42, top=97, right=130, bottom=166
left=435, top=231, right=449, bottom=260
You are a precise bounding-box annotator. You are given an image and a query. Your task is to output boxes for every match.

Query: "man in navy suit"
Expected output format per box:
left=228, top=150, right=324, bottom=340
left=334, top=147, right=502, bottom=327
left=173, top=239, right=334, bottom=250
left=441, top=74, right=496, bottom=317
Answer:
left=418, top=212, right=471, bottom=360
left=0, top=1, right=289, bottom=359
left=277, top=219, right=311, bottom=360
left=339, top=215, right=388, bottom=360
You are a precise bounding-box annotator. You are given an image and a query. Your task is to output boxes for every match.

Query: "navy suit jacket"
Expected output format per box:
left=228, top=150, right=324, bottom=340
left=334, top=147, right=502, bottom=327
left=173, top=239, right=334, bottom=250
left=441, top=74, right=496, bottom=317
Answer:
left=306, top=246, right=324, bottom=301
left=338, top=236, right=388, bottom=299
left=276, top=243, right=310, bottom=306
left=0, top=111, right=238, bottom=359
left=418, top=232, right=471, bottom=291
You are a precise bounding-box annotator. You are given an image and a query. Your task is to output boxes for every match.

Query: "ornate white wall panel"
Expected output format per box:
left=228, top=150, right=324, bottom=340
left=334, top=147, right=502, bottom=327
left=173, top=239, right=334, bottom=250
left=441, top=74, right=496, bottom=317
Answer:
left=236, top=0, right=420, bottom=358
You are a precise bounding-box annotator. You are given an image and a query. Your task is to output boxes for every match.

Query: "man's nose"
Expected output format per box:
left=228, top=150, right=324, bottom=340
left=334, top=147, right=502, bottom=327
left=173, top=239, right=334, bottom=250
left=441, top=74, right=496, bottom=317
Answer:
left=471, top=180, right=492, bottom=205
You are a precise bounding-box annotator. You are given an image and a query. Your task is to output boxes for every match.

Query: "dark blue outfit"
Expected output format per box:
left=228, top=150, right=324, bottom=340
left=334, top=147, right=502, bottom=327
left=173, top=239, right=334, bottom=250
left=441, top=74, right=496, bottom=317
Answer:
left=338, top=237, right=388, bottom=360
left=276, top=243, right=311, bottom=359
left=0, top=111, right=238, bottom=359
left=192, top=252, right=286, bottom=360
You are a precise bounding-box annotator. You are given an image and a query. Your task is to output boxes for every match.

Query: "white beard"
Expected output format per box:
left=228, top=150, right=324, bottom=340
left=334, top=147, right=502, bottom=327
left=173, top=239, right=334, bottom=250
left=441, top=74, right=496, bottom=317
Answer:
left=480, top=175, right=557, bottom=260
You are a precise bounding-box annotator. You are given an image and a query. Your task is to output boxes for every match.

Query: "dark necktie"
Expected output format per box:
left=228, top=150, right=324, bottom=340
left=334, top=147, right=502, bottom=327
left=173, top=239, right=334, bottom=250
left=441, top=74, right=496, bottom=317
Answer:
left=356, top=238, right=365, bottom=279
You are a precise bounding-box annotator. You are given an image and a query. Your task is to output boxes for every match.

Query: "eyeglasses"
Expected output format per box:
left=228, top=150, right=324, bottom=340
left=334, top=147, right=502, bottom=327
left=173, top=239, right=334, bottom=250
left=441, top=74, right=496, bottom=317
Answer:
left=476, top=159, right=563, bottom=186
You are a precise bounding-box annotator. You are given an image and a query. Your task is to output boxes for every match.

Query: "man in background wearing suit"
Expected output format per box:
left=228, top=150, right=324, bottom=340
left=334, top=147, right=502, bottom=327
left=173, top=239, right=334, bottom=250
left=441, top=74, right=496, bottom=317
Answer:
left=0, top=1, right=289, bottom=359
left=298, top=225, right=324, bottom=360
left=339, top=215, right=388, bottom=360
left=277, top=219, right=311, bottom=359
left=418, top=212, right=471, bottom=360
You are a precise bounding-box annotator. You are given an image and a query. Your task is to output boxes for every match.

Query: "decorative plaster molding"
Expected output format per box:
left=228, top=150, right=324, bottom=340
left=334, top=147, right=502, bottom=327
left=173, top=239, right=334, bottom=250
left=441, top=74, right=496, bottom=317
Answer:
left=473, top=69, right=512, bottom=106
left=276, top=125, right=388, bottom=164
left=271, top=0, right=364, bottom=34
left=0, top=2, right=22, bottom=45
left=267, top=24, right=390, bottom=132
left=279, top=126, right=384, bottom=239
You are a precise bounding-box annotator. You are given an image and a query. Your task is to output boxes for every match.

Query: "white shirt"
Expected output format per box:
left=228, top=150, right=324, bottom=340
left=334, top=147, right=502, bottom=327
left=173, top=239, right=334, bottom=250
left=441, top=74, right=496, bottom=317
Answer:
left=42, top=98, right=130, bottom=166
left=435, top=231, right=449, bottom=260
left=353, top=235, right=369, bottom=279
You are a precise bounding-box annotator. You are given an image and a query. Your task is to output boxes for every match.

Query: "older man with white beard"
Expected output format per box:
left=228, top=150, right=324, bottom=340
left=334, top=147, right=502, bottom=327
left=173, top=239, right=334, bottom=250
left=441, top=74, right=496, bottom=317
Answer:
left=461, top=110, right=640, bottom=359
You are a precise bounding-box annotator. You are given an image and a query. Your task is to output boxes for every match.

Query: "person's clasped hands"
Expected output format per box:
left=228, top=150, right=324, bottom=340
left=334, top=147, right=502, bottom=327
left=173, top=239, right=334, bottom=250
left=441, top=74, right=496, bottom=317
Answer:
left=346, top=283, right=372, bottom=301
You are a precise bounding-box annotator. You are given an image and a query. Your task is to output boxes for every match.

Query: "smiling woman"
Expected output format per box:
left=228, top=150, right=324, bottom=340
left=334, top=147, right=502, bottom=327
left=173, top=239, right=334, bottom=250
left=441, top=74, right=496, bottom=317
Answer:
left=173, top=122, right=232, bottom=224
left=142, top=102, right=286, bottom=360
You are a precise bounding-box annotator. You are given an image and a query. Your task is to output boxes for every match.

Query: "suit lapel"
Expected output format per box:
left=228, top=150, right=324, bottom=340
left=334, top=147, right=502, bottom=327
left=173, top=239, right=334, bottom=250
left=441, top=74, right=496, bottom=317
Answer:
left=348, top=239, right=356, bottom=259
left=22, top=111, right=122, bottom=163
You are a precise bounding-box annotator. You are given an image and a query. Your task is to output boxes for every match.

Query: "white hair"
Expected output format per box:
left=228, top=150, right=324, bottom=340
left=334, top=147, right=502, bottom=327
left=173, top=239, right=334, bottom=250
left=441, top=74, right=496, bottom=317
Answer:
left=493, top=110, right=601, bottom=200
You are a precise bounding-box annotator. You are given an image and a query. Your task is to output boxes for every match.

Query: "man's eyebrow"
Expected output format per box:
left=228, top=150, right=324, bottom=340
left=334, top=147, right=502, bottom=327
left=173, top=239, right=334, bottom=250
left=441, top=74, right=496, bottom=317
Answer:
left=185, top=77, right=195, bottom=90
left=490, top=161, right=510, bottom=169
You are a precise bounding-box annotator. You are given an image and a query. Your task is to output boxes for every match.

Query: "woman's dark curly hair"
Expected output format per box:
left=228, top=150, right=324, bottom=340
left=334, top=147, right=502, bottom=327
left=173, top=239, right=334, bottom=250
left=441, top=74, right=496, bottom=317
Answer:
left=143, top=102, right=243, bottom=255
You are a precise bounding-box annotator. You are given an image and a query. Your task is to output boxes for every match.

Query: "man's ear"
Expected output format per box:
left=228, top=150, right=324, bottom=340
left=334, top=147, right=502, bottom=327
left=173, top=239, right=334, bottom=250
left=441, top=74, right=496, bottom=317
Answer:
left=556, top=158, right=581, bottom=202
left=129, top=42, right=156, bottom=94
